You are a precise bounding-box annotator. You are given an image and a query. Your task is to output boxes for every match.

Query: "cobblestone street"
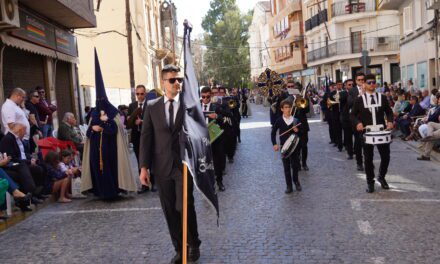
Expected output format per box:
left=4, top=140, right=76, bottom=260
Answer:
left=1, top=104, right=440, bottom=264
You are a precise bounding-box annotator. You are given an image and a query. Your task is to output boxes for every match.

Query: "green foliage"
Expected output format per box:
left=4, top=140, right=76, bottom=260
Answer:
left=201, top=0, right=252, bottom=88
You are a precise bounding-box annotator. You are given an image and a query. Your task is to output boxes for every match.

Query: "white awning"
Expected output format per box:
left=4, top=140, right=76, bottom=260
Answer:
left=0, top=34, right=78, bottom=64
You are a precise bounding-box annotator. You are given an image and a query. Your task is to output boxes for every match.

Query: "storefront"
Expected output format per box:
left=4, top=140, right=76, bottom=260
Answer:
left=0, top=6, right=80, bottom=127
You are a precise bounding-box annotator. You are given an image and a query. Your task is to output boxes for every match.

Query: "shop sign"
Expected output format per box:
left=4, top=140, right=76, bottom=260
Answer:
left=11, top=8, right=77, bottom=57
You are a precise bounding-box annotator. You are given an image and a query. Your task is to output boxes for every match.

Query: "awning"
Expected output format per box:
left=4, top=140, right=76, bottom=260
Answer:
left=0, top=34, right=78, bottom=64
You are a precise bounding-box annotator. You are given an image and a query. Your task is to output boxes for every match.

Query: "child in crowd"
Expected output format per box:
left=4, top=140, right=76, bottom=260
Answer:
left=271, top=99, right=302, bottom=194
left=59, top=150, right=81, bottom=178
left=44, top=151, right=72, bottom=203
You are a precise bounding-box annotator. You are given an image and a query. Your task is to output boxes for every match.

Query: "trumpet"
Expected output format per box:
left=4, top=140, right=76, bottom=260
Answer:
left=326, top=90, right=340, bottom=109
left=294, top=95, right=308, bottom=109
left=228, top=99, right=238, bottom=109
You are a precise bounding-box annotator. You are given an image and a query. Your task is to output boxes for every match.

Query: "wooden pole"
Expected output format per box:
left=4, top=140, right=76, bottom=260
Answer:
left=182, top=163, right=188, bottom=264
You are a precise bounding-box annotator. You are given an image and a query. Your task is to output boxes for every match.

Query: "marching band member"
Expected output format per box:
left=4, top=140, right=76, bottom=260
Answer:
left=217, top=87, right=237, bottom=164
left=351, top=74, right=394, bottom=193
left=339, top=79, right=355, bottom=159
left=271, top=99, right=302, bottom=194
left=349, top=72, right=366, bottom=171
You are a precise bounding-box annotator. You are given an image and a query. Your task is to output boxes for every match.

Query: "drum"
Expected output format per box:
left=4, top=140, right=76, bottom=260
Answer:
left=363, top=131, right=392, bottom=145
left=281, top=134, right=300, bottom=158
left=208, top=121, right=224, bottom=144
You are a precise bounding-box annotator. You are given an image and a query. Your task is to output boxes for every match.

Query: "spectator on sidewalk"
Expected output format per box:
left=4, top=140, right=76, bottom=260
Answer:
left=1, top=88, right=31, bottom=153
left=418, top=93, right=440, bottom=161
left=398, top=96, right=425, bottom=138
left=44, top=151, right=72, bottom=203
left=35, top=86, right=57, bottom=138
left=25, top=90, right=43, bottom=154
left=420, top=90, right=431, bottom=110
left=58, top=112, right=84, bottom=154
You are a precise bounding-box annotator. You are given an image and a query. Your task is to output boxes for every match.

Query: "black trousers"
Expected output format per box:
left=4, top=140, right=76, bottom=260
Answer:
left=224, top=132, right=237, bottom=160
left=282, top=149, right=300, bottom=188
left=212, top=137, right=226, bottom=183
left=331, top=113, right=343, bottom=149
left=3, top=162, right=45, bottom=194
left=326, top=111, right=334, bottom=143
left=157, top=167, right=201, bottom=252
left=363, top=143, right=390, bottom=185
left=298, top=132, right=308, bottom=166
left=342, top=121, right=353, bottom=156
left=354, top=131, right=364, bottom=166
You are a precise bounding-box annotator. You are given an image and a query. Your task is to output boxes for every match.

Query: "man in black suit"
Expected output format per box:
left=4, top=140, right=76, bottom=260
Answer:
left=218, top=87, right=237, bottom=163
left=351, top=74, right=394, bottom=193
left=127, top=84, right=156, bottom=193
left=0, top=123, right=46, bottom=203
left=139, top=65, right=201, bottom=263
left=330, top=80, right=343, bottom=152
left=201, top=86, right=226, bottom=191
left=348, top=72, right=366, bottom=171
left=290, top=82, right=310, bottom=170
left=397, top=96, right=425, bottom=138
left=339, top=79, right=354, bottom=159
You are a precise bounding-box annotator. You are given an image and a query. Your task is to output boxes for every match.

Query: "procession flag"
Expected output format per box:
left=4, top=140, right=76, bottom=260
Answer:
left=180, top=20, right=220, bottom=217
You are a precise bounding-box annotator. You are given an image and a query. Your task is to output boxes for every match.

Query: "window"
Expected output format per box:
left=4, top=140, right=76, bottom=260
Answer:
left=417, top=62, right=427, bottom=89
left=407, top=64, right=415, bottom=83
left=414, top=0, right=422, bottom=29
left=403, top=6, right=413, bottom=34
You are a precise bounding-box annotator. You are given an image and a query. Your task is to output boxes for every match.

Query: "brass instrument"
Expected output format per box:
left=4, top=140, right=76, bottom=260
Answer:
left=228, top=99, right=238, bottom=109
left=294, top=95, right=308, bottom=109
left=326, top=90, right=340, bottom=109
left=127, top=107, right=143, bottom=130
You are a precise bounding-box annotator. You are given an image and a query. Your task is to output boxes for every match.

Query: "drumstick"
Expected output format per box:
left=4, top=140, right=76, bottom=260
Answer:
left=280, top=123, right=302, bottom=137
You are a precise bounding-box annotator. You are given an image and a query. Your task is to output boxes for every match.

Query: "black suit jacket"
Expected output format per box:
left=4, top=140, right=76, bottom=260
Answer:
left=127, top=101, right=147, bottom=137
left=339, top=89, right=350, bottom=123
left=139, top=96, right=184, bottom=180
left=350, top=93, right=393, bottom=128
left=0, top=132, right=27, bottom=163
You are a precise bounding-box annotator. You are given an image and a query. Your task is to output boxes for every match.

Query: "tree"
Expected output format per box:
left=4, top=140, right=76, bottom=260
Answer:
left=201, top=0, right=252, bottom=88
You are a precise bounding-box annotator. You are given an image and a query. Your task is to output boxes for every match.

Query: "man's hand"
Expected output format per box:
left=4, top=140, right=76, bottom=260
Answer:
left=92, top=125, right=103, bottom=132
left=31, top=158, right=37, bottom=166
left=0, top=156, right=11, bottom=167
left=273, top=145, right=279, bottom=152
left=140, top=167, right=150, bottom=186
left=293, top=127, right=299, bottom=133
left=386, top=122, right=394, bottom=131
left=356, top=123, right=364, bottom=132
left=135, top=117, right=142, bottom=125
left=207, top=113, right=217, bottom=119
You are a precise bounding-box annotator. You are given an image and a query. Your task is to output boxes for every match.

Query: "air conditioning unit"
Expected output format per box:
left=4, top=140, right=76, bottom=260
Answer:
left=0, top=0, right=20, bottom=30
left=377, top=37, right=387, bottom=44
left=426, top=0, right=440, bottom=10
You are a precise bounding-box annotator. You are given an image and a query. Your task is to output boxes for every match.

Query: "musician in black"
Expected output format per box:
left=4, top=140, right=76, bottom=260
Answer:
left=218, top=87, right=237, bottom=164
left=339, top=79, right=354, bottom=159
left=348, top=72, right=366, bottom=171
left=329, top=81, right=343, bottom=151
left=351, top=74, right=394, bottom=193
left=290, top=82, right=310, bottom=171
left=231, top=88, right=242, bottom=143
left=271, top=99, right=302, bottom=194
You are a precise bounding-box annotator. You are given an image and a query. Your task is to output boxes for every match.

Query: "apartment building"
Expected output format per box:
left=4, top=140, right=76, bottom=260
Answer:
left=267, top=0, right=307, bottom=83
left=380, top=0, right=436, bottom=91
left=304, top=0, right=400, bottom=86
left=249, top=1, right=272, bottom=83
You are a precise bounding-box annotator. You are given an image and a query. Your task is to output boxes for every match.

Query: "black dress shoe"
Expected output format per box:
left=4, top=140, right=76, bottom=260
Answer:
left=169, top=252, right=182, bottom=264
left=15, top=194, right=32, bottom=212
left=150, top=186, right=157, bottom=192
left=377, top=178, right=390, bottom=189
left=294, top=182, right=302, bottom=191
left=357, top=164, right=364, bottom=171
left=137, top=185, right=150, bottom=194
left=228, top=159, right=234, bottom=164
left=302, top=165, right=309, bottom=171
left=338, top=148, right=343, bottom=152
left=188, top=246, right=200, bottom=262
left=285, top=187, right=293, bottom=194
left=366, top=184, right=375, bottom=193
left=417, top=155, right=431, bottom=161
left=218, top=182, right=225, bottom=192
left=347, top=155, right=353, bottom=160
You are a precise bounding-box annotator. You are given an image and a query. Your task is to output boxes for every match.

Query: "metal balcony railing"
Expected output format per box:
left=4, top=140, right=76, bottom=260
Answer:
left=307, top=36, right=400, bottom=63
left=332, top=0, right=376, bottom=17
left=305, top=9, right=328, bottom=32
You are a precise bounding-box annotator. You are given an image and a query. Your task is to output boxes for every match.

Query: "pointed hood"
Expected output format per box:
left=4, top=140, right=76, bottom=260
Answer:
left=92, top=49, right=119, bottom=120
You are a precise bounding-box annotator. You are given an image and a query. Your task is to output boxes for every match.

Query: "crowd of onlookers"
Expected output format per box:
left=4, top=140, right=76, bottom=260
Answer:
left=0, top=86, right=84, bottom=217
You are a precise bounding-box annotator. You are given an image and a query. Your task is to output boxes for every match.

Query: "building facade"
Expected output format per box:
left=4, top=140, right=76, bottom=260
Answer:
left=0, top=0, right=96, bottom=128
left=304, top=0, right=400, bottom=87
left=77, top=0, right=177, bottom=111
left=249, top=1, right=271, bottom=83
left=267, top=0, right=307, bottom=83
left=380, top=0, right=436, bottom=91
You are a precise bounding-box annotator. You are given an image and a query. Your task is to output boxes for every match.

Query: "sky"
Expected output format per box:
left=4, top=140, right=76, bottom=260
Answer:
left=171, top=0, right=262, bottom=37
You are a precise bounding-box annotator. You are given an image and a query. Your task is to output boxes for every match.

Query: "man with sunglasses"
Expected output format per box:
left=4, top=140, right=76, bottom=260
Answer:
left=35, top=86, right=57, bottom=138
left=351, top=74, right=393, bottom=193
left=348, top=73, right=366, bottom=171
left=339, top=79, right=354, bottom=159
left=201, top=86, right=226, bottom=191
left=139, top=65, right=201, bottom=263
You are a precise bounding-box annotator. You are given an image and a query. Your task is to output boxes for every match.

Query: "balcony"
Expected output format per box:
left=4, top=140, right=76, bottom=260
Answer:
left=20, top=0, right=96, bottom=28
left=305, top=9, right=328, bottom=32
left=332, top=0, right=376, bottom=18
left=378, top=0, right=401, bottom=10
left=307, top=36, right=400, bottom=63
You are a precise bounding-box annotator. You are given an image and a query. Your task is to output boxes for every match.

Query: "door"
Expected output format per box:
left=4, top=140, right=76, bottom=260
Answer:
left=351, top=31, right=362, bottom=53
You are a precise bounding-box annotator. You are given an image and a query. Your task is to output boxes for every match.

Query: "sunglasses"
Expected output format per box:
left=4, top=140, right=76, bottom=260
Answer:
left=287, top=86, right=295, bottom=88
left=164, top=77, right=183, bottom=84
left=366, top=80, right=376, bottom=85
left=201, top=95, right=211, bottom=99
left=136, top=93, right=145, bottom=96
left=356, top=79, right=365, bottom=82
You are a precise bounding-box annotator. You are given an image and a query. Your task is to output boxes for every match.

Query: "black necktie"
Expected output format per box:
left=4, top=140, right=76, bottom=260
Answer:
left=370, top=94, right=376, bottom=105
left=139, top=102, right=143, bottom=109
left=169, top=99, right=174, bottom=129
left=204, top=104, right=207, bottom=111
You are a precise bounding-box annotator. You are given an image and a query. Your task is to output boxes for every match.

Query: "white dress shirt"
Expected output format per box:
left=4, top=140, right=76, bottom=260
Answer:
left=283, top=115, right=294, bottom=126
left=13, top=133, right=27, bottom=160
left=164, top=93, right=180, bottom=127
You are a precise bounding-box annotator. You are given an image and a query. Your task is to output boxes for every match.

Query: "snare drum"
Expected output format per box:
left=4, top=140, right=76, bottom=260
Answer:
left=364, top=130, right=392, bottom=145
